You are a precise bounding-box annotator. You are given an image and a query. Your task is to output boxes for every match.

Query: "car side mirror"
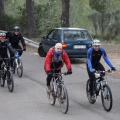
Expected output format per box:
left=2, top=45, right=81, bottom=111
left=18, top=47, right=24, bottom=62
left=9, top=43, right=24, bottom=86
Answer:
left=43, top=36, right=47, bottom=39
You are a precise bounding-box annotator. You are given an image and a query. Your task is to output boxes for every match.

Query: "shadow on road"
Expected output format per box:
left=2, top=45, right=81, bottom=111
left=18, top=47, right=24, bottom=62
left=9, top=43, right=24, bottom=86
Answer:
left=70, top=58, right=86, bottom=64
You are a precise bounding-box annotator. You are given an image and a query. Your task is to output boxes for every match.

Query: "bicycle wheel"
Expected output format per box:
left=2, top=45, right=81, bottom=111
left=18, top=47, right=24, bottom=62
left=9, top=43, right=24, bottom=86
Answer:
left=86, top=79, right=96, bottom=104
left=11, top=61, right=16, bottom=74
left=6, top=71, right=14, bottom=92
left=48, top=80, right=56, bottom=105
left=0, top=73, right=5, bottom=87
left=101, top=84, right=112, bottom=112
left=58, top=84, right=69, bottom=114
left=17, top=58, right=23, bottom=77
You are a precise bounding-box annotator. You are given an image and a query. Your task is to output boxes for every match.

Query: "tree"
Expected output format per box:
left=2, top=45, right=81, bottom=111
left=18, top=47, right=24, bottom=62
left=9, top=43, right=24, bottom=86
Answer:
left=89, top=0, right=110, bottom=36
left=61, top=0, right=70, bottom=27
left=26, top=0, right=38, bottom=38
left=0, top=0, right=5, bottom=15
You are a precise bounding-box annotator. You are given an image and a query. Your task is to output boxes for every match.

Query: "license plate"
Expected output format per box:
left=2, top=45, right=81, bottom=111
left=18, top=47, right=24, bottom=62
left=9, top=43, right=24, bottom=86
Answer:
left=73, top=45, right=86, bottom=49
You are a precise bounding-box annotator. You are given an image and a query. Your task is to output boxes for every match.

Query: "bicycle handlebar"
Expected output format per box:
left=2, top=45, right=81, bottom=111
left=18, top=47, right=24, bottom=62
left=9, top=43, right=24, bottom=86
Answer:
left=0, top=57, right=14, bottom=61
left=94, top=69, right=112, bottom=78
left=96, top=69, right=112, bottom=74
left=14, top=49, right=24, bottom=52
left=48, top=72, right=68, bottom=76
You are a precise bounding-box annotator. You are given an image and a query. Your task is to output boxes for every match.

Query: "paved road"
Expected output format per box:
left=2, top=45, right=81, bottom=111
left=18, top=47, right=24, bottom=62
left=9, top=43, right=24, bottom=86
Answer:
left=0, top=51, right=120, bottom=120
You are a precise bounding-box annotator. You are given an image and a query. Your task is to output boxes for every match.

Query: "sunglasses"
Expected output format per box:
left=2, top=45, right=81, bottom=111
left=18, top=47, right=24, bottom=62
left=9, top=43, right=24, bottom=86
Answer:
left=0, top=36, right=5, bottom=39
left=14, top=30, right=19, bottom=32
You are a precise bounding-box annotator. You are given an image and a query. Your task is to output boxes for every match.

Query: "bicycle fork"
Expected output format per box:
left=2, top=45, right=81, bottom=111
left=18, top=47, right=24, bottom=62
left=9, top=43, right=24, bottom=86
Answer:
left=15, top=59, right=19, bottom=69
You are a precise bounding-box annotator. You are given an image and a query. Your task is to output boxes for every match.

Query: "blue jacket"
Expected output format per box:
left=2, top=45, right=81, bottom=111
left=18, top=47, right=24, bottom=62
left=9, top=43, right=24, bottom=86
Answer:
left=87, top=47, right=113, bottom=70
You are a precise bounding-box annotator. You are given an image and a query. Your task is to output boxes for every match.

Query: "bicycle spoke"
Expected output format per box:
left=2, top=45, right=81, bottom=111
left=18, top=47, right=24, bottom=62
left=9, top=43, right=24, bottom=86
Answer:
left=101, top=84, right=112, bottom=112
left=59, top=85, right=69, bottom=114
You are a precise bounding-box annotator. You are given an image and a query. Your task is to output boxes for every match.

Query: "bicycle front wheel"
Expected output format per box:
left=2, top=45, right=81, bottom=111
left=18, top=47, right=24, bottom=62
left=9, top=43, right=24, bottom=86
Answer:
left=7, top=71, right=14, bottom=92
left=47, top=80, right=56, bottom=105
left=101, top=84, right=113, bottom=112
left=58, top=84, right=69, bottom=114
left=11, top=61, right=16, bottom=74
left=17, top=58, right=23, bottom=77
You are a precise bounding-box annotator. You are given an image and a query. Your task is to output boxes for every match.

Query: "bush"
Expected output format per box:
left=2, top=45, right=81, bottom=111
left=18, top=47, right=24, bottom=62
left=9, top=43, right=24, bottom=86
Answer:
left=0, top=14, right=17, bottom=31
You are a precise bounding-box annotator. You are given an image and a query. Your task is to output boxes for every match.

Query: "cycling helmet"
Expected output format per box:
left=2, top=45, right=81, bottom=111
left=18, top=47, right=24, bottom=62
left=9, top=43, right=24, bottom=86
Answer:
left=0, top=33, right=6, bottom=38
left=92, top=39, right=101, bottom=46
left=13, top=26, right=20, bottom=31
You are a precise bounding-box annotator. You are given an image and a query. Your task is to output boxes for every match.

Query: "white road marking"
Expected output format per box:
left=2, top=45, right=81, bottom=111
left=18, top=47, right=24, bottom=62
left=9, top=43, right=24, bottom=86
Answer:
left=34, top=53, right=39, bottom=55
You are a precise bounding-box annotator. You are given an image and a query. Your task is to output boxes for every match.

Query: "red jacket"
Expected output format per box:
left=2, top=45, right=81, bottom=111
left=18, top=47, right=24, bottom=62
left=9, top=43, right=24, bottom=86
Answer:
left=44, top=47, right=72, bottom=73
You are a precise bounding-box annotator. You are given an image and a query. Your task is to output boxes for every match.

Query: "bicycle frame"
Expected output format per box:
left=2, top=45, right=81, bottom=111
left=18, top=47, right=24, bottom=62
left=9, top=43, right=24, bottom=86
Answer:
left=52, top=73, right=65, bottom=96
left=94, top=69, right=112, bottom=91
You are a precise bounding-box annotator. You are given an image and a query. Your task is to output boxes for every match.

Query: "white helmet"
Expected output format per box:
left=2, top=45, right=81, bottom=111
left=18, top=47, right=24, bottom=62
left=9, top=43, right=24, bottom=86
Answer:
left=0, top=33, right=6, bottom=37
left=92, top=39, right=101, bottom=46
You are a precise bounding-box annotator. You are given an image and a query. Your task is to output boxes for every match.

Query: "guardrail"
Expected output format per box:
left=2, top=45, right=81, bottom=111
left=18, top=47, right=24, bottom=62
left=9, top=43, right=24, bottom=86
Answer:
left=0, top=30, right=39, bottom=48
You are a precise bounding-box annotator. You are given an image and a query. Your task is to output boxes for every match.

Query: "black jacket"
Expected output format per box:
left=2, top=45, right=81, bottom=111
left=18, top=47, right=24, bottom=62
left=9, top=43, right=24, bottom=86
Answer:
left=6, top=31, right=26, bottom=48
left=0, top=40, right=16, bottom=57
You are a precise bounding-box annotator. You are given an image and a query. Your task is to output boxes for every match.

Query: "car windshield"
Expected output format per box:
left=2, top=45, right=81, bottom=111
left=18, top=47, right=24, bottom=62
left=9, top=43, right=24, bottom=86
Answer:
left=63, top=30, right=92, bottom=41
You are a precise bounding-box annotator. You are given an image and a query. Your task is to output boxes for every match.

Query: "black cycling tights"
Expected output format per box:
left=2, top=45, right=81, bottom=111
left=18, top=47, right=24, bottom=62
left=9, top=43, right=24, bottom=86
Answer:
left=46, top=70, right=61, bottom=86
left=86, top=63, right=105, bottom=95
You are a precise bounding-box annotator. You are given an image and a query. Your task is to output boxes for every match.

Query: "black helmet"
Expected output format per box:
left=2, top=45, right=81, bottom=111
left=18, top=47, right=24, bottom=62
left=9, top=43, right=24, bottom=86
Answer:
left=13, top=26, right=20, bottom=31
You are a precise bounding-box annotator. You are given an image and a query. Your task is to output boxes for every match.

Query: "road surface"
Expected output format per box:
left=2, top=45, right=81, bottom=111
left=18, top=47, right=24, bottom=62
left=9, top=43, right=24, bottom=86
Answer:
left=0, top=51, right=120, bottom=120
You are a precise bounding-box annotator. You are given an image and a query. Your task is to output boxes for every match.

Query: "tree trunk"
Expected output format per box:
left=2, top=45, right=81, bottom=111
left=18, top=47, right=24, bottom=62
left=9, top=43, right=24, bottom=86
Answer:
left=101, top=12, right=105, bottom=37
left=26, top=0, right=38, bottom=38
left=61, top=0, right=70, bottom=27
left=0, top=0, right=5, bottom=15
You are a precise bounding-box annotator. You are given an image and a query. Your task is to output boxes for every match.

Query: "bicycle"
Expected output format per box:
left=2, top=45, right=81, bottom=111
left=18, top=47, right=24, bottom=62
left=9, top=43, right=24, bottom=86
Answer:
left=47, top=72, right=69, bottom=114
left=12, top=49, right=23, bottom=77
left=86, top=69, right=113, bottom=112
left=0, top=58, right=14, bottom=92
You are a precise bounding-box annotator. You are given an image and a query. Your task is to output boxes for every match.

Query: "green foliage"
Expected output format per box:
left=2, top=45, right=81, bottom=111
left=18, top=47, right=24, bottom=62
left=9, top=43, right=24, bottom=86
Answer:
left=0, top=14, right=17, bottom=31
left=17, top=5, right=28, bottom=35
left=3, top=0, right=120, bottom=40
left=89, top=0, right=110, bottom=13
left=34, top=1, right=61, bottom=36
left=15, top=1, right=61, bottom=36
left=107, top=10, right=120, bottom=39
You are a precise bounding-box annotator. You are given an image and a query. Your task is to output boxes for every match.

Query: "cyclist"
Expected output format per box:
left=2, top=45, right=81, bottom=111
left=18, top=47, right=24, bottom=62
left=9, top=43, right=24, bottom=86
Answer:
left=86, top=39, right=116, bottom=100
left=6, top=26, right=26, bottom=68
left=44, top=43, right=72, bottom=94
left=0, top=33, right=19, bottom=72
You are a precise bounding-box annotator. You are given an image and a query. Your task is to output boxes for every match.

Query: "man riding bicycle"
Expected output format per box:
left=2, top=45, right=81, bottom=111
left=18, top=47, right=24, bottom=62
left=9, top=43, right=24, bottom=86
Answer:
left=6, top=26, right=26, bottom=68
left=44, top=43, right=72, bottom=94
left=86, top=39, right=116, bottom=100
left=0, top=33, right=19, bottom=72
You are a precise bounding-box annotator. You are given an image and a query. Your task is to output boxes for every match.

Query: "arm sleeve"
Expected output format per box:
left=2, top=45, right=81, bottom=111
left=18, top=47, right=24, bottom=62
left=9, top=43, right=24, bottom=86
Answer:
left=63, top=51, right=72, bottom=70
left=6, top=32, right=11, bottom=39
left=87, top=48, right=93, bottom=70
left=44, top=49, right=53, bottom=73
left=101, top=48, right=113, bottom=67
left=19, top=34, right=26, bottom=48
left=6, top=41, right=16, bottom=54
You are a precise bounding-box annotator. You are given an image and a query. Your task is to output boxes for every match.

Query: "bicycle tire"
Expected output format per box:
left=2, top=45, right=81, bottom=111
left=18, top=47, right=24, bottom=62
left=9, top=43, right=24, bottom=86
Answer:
left=48, top=80, right=56, bottom=105
left=0, top=74, right=5, bottom=87
left=17, top=58, right=23, bottom=77
left=101, top=84, right=113, bottom=112
left=86, top=79, right=96, bottom=104
left=59, top=84, right=69, bottom=114
left=7, top=71, right=14, bottom=92
left=12, top=61, right=16, bottom=74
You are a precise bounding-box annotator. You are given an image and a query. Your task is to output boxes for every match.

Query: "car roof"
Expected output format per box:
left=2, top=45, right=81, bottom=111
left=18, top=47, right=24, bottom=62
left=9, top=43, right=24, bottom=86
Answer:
left=53, top=27, right=86, bottom=31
